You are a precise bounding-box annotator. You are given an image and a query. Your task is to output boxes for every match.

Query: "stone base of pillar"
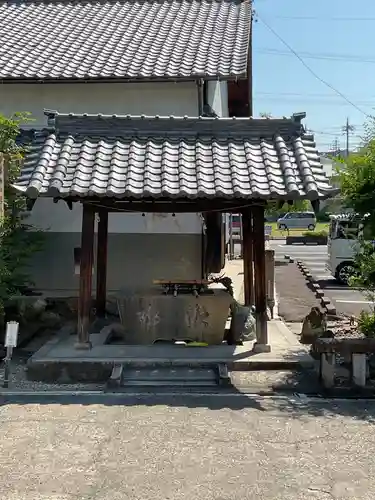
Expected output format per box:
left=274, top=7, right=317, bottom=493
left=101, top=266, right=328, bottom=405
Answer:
left=319, top=353, right=335, bottom=388
left=74, top=341, right=92, bottom=350
left=252, top=342, right=271, bottom=353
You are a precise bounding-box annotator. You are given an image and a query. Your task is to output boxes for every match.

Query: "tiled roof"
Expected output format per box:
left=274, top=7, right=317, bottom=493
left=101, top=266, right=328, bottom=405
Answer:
left=14, top=111, right=339, bottom=201
left=0, top=0, right=250, bottom=81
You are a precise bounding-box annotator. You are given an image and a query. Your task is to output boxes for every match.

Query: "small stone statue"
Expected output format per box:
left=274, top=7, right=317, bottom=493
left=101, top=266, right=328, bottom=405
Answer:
left=226, top=301, right=256, bottom=344
left=300, top=306, right=327, bottom=344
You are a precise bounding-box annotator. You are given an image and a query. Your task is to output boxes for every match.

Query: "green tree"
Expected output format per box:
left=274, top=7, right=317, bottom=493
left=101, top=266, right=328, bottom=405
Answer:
left=339, top=116, right=375, bottom=228
left=340, top=117, right=375, bottom=336
left=0, top=113, right=44, bottom=322
left=265, top=199, right=311, bottom=217
left=349, top=241, right=375, bottom=337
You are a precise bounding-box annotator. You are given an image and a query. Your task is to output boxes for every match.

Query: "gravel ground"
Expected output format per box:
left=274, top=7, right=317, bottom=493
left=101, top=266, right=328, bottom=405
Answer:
left=0, top=357, right=319, bottom=394
left=230, top=369, right=321, bottom=393
left=0, top=397, right=374, bottom=499
left=0, top=357, right=104, bottom=392
left=275, top=263, right=321, bottom=322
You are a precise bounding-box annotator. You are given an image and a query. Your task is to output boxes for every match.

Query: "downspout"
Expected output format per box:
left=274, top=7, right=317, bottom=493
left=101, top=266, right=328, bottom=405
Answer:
left=248, top=7, right=253, bottom=117
left=197, top=79, right=204, bottom=115
left=197, top=78, right=206, bottom=277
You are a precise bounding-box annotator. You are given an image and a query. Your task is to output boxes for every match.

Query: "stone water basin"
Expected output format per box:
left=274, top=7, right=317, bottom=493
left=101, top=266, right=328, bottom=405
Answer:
left=117, top=288, right=233, bottom=345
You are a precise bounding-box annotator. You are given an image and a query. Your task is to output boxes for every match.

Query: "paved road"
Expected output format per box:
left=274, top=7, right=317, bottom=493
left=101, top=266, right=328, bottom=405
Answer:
left=0, top=394, right=375, bottom=499
left=270, top=241, right=372, bottom=317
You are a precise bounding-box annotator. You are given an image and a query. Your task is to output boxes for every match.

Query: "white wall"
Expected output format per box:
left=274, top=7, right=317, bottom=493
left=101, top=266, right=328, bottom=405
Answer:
left=2, top=81, right=202, bottom=234
left=0, top=82, right=199, bottom=126
left=321, top=157, right=333, bottom=178
left=207, top=81, right=228, bottom=117
left=28, top=199, right=203, bottom=234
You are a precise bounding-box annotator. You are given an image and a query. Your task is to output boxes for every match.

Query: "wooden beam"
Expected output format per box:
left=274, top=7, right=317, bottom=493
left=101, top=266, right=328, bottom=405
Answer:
left=241, top=208, right=254, bottom=306
left=76, top=203, right=95, bottom=349
left=64, top=198, right=266, bottom=214
left=252, top=204, right=268, bottom=347
left=96, top=209, right=108, bottom=317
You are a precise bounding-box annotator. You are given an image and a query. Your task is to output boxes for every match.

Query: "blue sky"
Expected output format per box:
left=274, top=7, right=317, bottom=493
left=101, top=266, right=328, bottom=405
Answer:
left=253, top=0, right=375, bottom=151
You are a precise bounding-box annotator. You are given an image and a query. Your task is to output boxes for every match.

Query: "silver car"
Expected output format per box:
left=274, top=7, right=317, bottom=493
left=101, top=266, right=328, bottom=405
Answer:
left=277, top=211, right=316, bottom=231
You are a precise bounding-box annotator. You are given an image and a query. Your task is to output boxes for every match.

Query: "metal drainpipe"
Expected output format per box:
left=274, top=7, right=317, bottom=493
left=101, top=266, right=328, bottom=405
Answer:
left=197, top=79, right=204, bottom=115
left=248, top=9, right=253, bottom=117
left=197, top=79, right=205, bottom=277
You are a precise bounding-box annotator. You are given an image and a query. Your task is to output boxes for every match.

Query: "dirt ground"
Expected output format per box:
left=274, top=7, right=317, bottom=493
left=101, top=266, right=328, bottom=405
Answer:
left=275, top=263, right=321, bottom=323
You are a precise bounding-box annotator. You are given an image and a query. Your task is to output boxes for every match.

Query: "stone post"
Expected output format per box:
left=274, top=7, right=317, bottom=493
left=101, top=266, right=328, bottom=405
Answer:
left=252, top=205, right=270, bottom=353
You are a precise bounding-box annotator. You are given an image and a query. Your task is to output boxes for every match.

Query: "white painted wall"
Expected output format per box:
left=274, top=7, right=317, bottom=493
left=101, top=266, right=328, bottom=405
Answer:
left=29, top=199, right=203, bottom=234
left=321, top=157, right=333, bottom=178
left=207, top=81, right=229, bottom=117
left=0, top=82, right=199, bottom=126
left=2, top=81, right=202, bottom=234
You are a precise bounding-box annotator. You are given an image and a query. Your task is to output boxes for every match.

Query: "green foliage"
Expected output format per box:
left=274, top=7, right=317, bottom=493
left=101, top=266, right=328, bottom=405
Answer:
left=339, top=121, right=375, bottom=231
left=348, top=241, right=375, bottom=337
left=316, top=211, right=330, bottom=223
left=349, top=242, right=375, bottom=296
left=302, top=229, right=328, bottom=238
left=357, top=310, right=375, bottom=338
left=0, top=112, right=44, bottom=322
left=265, top=199, right=311, bottom=217
left=339, top=118, right=375, bottom=335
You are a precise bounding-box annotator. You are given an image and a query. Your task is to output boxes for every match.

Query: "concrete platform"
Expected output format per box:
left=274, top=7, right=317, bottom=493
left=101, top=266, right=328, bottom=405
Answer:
left=26, top=320, right=314, bottom=383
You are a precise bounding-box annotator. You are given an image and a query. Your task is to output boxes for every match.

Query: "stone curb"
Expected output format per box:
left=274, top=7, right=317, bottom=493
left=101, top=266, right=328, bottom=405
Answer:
left=0, top=389, right=374, bottom=400
left=295, top=260, right=337, bottom=317
left=284, top=254, right=294, bottom=264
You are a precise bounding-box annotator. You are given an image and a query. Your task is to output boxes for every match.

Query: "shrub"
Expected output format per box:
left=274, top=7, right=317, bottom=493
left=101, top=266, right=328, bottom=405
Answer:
left=302, top=230, right=328, bottom=238
left=316, top=211, right=331, bottom=223
left=357, top=310, right=375, bottom=338
left=0, top=113, right=44, bottom=323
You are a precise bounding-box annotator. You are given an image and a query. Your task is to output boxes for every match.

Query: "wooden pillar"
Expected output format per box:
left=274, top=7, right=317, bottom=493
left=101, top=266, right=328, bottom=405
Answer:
left=76, top=203, right=95, bottom=349
left=252, top=204, right=270, bottom=351
left=96, top=209, right=108, bottom=317
left=241, top=208, right=254, bottom=306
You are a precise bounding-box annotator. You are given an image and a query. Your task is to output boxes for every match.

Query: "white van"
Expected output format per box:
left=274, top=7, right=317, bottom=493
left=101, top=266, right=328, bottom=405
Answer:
left=327, top=214, right=364, bottom=285
left=277, top=211, right=316, bottom=231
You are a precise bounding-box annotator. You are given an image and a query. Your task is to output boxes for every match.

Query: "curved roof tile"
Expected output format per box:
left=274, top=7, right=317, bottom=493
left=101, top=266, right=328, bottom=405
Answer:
left=14, top=112, right=339, bottom=201
left=0, top=0, right=251, bottom=80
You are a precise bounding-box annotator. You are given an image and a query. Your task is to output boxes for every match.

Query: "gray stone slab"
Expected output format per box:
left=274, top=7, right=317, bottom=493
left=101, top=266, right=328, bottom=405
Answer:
left=26, top=320, right=314, bottom=382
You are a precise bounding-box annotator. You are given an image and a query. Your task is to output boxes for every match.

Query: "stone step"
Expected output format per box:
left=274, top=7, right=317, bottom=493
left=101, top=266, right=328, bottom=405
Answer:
left=108, top=363, right=231, bottom=388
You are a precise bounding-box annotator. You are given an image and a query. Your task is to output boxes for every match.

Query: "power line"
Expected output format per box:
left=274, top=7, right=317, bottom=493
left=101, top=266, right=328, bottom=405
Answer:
left=317, top=124, right=365, bottom=129
left=309, top=130, right=347, bottom=137
left=256, top=91, right=363, bottom=99
left=255, top=96, right=375, bottom=107
left=255, top=13, right=373, bottom=119
left=255, top=48, right=375, bottom=64
left=267, top=15, right=375, bottom=22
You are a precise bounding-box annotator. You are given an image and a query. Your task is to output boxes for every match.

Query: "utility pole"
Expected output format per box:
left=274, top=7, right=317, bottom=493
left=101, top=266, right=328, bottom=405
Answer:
left=343, top=117, right=355, bottom=158
left=346, top=117, right=350, bottom=158
left=330, top=137, right=340, bottom=157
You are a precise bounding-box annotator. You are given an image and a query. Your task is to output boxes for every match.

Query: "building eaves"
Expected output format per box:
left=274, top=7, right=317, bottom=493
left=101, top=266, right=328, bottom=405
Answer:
left=0, top=0, right=251, bottom=82
left=14, top=111, right=339, bottom=202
